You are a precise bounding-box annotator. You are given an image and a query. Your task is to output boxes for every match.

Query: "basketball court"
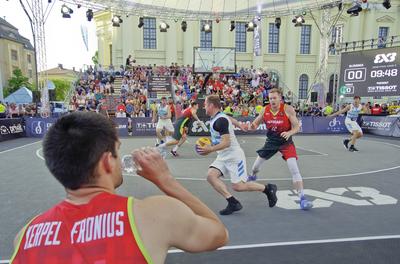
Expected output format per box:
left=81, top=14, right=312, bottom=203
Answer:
left=1, top=134, right=399, bottom=263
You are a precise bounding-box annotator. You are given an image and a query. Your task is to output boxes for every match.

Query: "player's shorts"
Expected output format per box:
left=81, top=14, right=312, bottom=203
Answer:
left=257, top=140, right=297, bottom=161
left=345, top=117, right=363, bottom=134
left=156, top=119, right=174, bottom=132
left=172, top=117, right=190, bottom=140
left=209, top=148, right=248, bottom=183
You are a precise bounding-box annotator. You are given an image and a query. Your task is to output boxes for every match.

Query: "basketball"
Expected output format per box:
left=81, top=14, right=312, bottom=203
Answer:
left=195, top=137, right=212, bottom=154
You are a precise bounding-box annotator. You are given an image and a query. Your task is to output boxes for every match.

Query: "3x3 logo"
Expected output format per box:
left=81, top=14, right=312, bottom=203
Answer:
left=374, top=52, right=397, bottom=64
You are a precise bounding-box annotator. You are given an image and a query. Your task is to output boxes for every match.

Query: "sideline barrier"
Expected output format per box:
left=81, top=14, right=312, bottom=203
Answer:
left=0, top=118, right=25, bottom=142
left=18, top=115, right=400, bottom=139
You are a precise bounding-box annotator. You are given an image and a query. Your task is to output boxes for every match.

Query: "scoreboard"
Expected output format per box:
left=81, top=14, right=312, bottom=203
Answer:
left=339, top=47, right=399, bottom=97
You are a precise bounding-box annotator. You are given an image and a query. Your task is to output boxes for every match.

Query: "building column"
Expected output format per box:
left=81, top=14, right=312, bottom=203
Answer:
left=284, top=17, right=297, bottom=92
left=183, top=21, right=195, bottom=66
left=112, top=26, right=123, bottom=67
left=253, top=19, right=263, bottom=69
left=166, top=20, right=178, bottom=65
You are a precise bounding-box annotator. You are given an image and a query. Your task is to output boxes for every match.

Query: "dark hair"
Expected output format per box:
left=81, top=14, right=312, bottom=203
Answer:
left=190, top=101, right=198, bottom=107
left=354, top=95, right=361, bottom=100
left=206, top=95, right=222, bottom=108
left=43, top=112, right=118, bottom=190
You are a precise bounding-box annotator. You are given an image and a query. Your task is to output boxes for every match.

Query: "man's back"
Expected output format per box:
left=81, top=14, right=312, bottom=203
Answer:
left=12, top=192, right=149, bottom=264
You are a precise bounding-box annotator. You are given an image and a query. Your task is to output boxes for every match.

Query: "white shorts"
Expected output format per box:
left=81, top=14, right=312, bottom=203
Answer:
left=156, top=119, right=174, bottom=132
left=210, top=148, right=248, bottom=184
left=345, top=118, right=362, bottom=134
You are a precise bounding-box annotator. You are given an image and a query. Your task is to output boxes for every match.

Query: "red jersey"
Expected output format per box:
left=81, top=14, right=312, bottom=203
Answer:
left=263, top=103, right=292, bottom=143
left=181, top=107, right=194, bottom=119
left=11, top=193, right=151, bottom=264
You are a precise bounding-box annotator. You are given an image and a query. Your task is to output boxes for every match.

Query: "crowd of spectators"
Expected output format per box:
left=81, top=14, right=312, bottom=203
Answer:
left=1, top=63, right=399, bottom=119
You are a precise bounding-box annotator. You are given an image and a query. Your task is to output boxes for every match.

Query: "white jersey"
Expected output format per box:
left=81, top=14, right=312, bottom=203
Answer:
left=210, top=112, right=241, bottom=160
left=346, top=103, right=362, bottom=121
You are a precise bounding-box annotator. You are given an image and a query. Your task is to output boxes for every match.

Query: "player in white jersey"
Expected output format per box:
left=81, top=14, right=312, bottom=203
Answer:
left=328, top=96, right=369, bottom=152
left=196, top=95, right=278, bottom=215
left=152, top=97, right=174, bottom=145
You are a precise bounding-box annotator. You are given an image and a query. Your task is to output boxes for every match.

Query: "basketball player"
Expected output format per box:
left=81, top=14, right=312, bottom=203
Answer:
left=197, top=95, right=278, bottom=215
left=245, top=88, right=313, bottom=210
left=152, top=97, right=174, bottom=145
left=328, top=95, right=369, bottom=152
left=158, top=101, right=206, bottom=157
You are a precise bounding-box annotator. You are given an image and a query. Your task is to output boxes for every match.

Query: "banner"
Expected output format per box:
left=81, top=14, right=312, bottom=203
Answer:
left=131, top=117, right=157, bottom=136
left=0, top=118, right=25, bottom=142
left=299, top=116, right=314, bottom=133
left=313, top=116, right=347, bottom=134
left=25, top=117, right=57, bottom=138
left=253, top=20, right=262, bottom=56
left=360, top=115, right=399, bottom=137
left=113, top=117, right=129, bottom=137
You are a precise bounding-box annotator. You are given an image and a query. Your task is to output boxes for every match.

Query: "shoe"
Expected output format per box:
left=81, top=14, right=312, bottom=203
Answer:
left=247, top=175, right=257, bottom=182
left=171, top=150, right=179, bottom=157
left=300, top=196, right=313, bottom=210
left=348, top=145, right=358, bottom=152
left=155, top=140, right=165, bottom=147
left=219, top=202, right=243, bottom=215
left=265, top=184, right=278, bottom=208
left=343, top=139, right=350, bottom=150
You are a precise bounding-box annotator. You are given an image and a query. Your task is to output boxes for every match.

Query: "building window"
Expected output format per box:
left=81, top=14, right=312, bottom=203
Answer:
left=27, top=54, right=31, bottom=64
left=300, top=25, right=311, bottom=54
left=11, top=50, right=18, bottom=60
left=143, top=18, right=156, bottom=49
left=268, top=23, right=280, bottom=53
left=200, top=20, right=212, bottom=50
left=378, top=27, right=389, bottom=48
left=235, top=22, right=246, bottom=52
left=298, top=74, right=309, bottom=99
left=28, top=69, right=33, bottom=78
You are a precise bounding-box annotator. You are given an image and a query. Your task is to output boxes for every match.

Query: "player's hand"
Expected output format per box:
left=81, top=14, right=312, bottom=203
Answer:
left=196, top=145, right=213, bottom=156
left=239, top=122, right=249, bottom=131
left=280, top=131, right=292, bottom=141
left=132, top=147, right=173, bottom=185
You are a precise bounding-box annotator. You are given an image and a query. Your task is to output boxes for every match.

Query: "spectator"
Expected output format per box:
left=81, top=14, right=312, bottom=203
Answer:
left=0, top=101, right=6, bottom=118
left=11, top=112, right=228, bottom=263
left=371, top=103, right=383, bottom=115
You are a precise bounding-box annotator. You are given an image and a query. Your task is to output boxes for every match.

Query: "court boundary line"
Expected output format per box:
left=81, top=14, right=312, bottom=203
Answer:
left=167, top=234, right=400, bottom=253
left=0, top=141, right=41, bottom=154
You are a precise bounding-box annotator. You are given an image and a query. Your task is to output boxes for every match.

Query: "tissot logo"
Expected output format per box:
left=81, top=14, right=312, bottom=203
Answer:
left=373, top=52, right=397, bottom=63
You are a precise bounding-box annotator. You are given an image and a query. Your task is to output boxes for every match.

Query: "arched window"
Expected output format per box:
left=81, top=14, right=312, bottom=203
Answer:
left=298, top=74, right=308, bottom=99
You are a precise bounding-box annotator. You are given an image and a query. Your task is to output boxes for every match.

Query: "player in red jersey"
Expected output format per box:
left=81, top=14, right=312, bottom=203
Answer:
left=158, top=101, right=206, bottom=157
left=11, top=112, right=228, bottom=264
left=244, top=88, right=313, bottom=210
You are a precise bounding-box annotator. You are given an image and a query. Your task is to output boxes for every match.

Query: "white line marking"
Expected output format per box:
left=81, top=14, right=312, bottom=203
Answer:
left=36, top=148, right=44, bottom=160
left=0, top=141, right=41, bottom=154
left=167, top=234, right=400, bottom=254
left=296, top=146, right=328, bottom=156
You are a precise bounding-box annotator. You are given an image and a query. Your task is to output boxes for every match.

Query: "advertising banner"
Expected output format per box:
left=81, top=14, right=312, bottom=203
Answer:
left=0, top=118, right=25, bottom=142
left=148, top=76, right=173, bottom=99
left=131, top=117, right=157, bottom=136
left=313, top=116, right=347, bottom=134
left=25, top=117, right=57, bottom=138
left=299, top=116, right=314, bottom=134
left=360, top=115, right=398, bottom=137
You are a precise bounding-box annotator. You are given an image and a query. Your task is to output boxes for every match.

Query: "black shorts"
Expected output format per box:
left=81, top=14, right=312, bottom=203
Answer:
left=172, top=117, right=191, bottom=140
left=257, top=140, right=298, bottom=161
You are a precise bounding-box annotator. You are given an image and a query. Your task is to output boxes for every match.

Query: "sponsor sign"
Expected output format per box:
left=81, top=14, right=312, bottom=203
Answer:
left=340, top=47, right=400, bottom=97
left=313, top=116, right=347, bottom=134
left=25, top=117, right=57, bottom=138
left=360, top=115, right=398, bottom=137
left=131, top=117, right=157, bottom=136
left=0, top=118, right=25, bottom=142
left=148, top=76, right=173, bottom=99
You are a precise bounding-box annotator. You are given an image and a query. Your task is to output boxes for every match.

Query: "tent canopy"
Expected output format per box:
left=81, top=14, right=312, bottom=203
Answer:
left=4, top=87, right=33, bottom=104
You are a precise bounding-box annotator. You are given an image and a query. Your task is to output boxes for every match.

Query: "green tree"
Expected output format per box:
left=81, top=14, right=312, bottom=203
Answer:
left=91, top=51, right=99, bottom=65
left=51, top=79, right=71, bottom=101
left=4, top=68, right=32, bottom=97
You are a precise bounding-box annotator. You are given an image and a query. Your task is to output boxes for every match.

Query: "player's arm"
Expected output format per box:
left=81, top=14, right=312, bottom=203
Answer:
left=282, top=105, right=300, bottom=140
left=191, top=109, right=201, bottom=122
left=132, top=149, right=228, bottom=262
left=328, top=105, right=350, bottom=118
left=197, top=118, right=230, bottom=155
left=248, top=107, right=265, bottom=130
left=166, top=107, right=172, bottom=119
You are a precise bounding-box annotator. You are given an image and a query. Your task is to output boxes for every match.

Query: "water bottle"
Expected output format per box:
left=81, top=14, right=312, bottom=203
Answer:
left=121, top=155, right=137, bottom=174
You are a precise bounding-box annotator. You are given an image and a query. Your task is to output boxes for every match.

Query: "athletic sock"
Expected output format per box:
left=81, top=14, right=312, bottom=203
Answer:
left=172, top=145, right=179, bottom=152
left=298, top=189, right=305, bottom=198
left=159, top=143, right=167, bottom=148
left=227, top=196, right=239, bottom=205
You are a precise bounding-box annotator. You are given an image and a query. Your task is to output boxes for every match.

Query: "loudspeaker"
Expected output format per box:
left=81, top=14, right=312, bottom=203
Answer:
left=32, top=91, right=41, bottom=103
left=48, top=90, right=56, bottom=101
left=326, top=92, right=333, bottom=104
left=311, top=92, right=318, bottom=102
